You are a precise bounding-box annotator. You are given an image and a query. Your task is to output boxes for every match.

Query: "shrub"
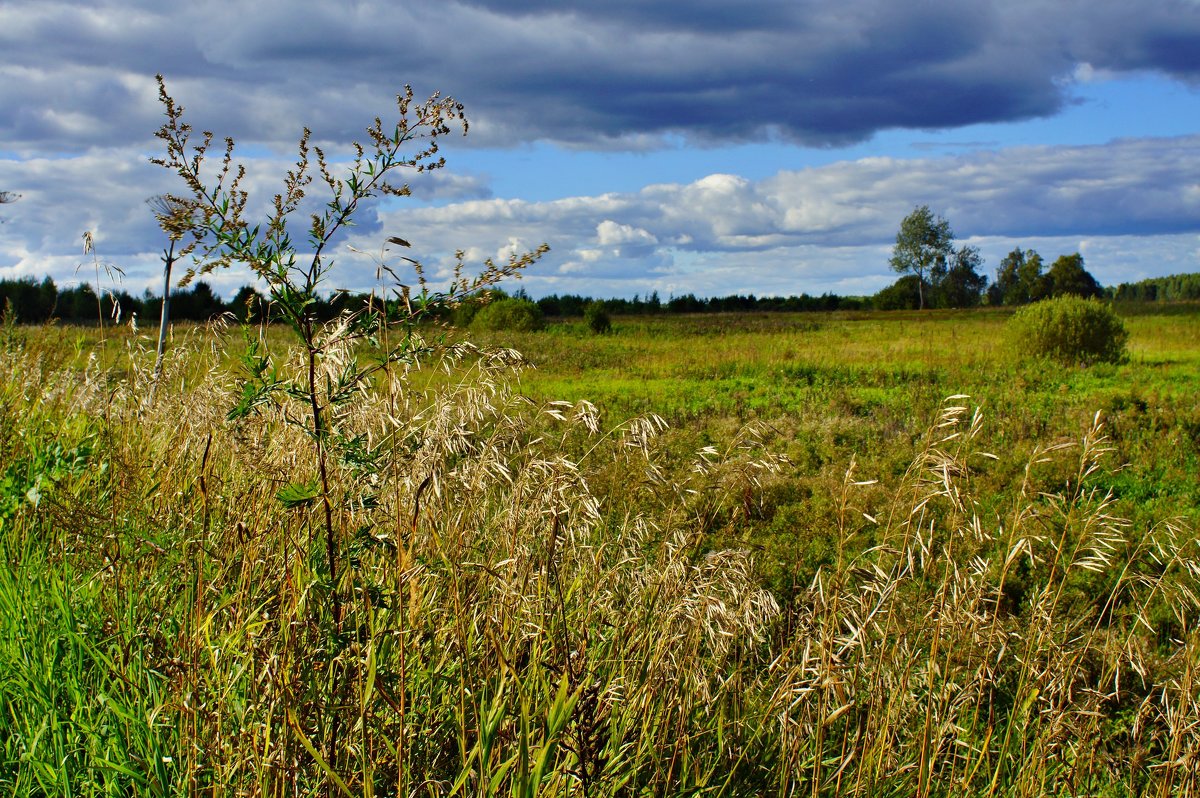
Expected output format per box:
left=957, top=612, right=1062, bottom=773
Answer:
left=471, top=296, right=545, bottom=332
left=450, top=298, right=483, bottom=328
left=1009, top=296, right=1128, bottom=365
left=584, top=300, right=612, bottom=334
left=873, top=274, right=923, bottom=310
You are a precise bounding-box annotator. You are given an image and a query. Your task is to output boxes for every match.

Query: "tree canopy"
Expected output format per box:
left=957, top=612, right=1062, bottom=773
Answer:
left=934, top=245, right=988, bottom=309
left=886, top=206, right=988, bottom=310
left=990, top=248, right=1049, bottom=306
left=1047, top=253, right=1103, bottom=299
left=988, top=248, right=1103, bottom=306
left=889, top=205, right=955, bottom=310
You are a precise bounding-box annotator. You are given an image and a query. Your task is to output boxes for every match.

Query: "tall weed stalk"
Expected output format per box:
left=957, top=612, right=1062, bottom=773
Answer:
left=150, top=77, right=547, bottom=783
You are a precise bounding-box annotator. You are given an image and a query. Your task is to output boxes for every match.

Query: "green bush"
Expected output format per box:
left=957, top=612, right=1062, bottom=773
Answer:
left=450, top=298, right=483, bottom=328
left=471, top=297, right=545, bottom=332
left=583, top=300, right=612, bottom=334
left=1009, top=296, right=1128, bottom=365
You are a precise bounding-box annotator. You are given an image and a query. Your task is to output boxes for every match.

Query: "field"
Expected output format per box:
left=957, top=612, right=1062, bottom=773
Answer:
left=1, top=304, right=1199, bottom=796
left=474, top=307, right=1200, bottom=587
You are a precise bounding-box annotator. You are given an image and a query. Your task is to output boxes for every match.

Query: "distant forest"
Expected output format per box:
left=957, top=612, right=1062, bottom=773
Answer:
left=1112, top=272, right=1200, bottom=302
left=1, top=269, right=1197, bottom=326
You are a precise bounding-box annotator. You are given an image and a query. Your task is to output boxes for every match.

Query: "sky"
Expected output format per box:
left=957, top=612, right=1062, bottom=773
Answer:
left=1, top=0, right=1198, bottom=300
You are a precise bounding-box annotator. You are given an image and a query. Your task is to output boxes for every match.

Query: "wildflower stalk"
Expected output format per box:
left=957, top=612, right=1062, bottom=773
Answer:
left=152, top=75, right=545, bottom=778
left=146, top=194, right=198, bottom=397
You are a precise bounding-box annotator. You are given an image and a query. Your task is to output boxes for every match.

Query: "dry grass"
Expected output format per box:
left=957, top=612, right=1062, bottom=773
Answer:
left=1, top=321, right=1198, bottom=796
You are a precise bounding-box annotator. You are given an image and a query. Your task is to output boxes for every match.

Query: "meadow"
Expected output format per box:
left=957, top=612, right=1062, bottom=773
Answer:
left=1, top=303, right=1198, bottom=796
left=473, top=306, right=1200, bottom=589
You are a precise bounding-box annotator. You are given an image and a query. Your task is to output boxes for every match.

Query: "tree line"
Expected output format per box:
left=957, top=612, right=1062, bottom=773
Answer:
left=1, top=267, right=1194, bottom=328
left=1113, top=272, right=1200, bottom=302
left=0, top=277, right=873, bottom=325
left=532, top=290, right=865, bottom=317
left=877, top=205, right=1108, bottom=310
left=0, top=277, right=318, bottom=326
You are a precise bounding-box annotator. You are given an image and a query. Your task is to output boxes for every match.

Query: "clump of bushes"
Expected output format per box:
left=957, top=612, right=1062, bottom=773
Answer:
left=470, top=296, right=545, bottom=332
left=1009, top=296, right=1128, bottom=366
left=584, top=300, right=612, bottom=334
left=449, top=298, right=482, bottom=328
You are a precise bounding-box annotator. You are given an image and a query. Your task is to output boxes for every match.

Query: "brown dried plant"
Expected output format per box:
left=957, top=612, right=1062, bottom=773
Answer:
left=150, top=77, right=547, bottom=778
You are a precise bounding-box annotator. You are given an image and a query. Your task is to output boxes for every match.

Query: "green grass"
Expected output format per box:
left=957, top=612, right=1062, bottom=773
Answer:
left=1, top=305, right=1198, bottom=795
left=468, top=308, right=1200, bottom=588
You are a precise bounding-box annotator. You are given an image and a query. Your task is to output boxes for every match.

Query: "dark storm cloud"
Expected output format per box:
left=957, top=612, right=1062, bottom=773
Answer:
left=1070, top=3, right=1200, bottom=75
left=3, top=0, right=1199, bottom=153
left=462, top=0, right=803, bottom=32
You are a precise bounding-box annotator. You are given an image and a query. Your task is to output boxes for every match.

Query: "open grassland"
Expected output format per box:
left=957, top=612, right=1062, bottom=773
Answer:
left=1, top=304, right=1198, bottom=796
left=471, top=306, right=1200, bottom=589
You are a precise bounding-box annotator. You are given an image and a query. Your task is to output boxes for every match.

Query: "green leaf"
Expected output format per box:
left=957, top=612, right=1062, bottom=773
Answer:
left=227, top=379, right=279, bottom=421
left=276, top=480, right=320, bottom=509
left=286, top=709, right=355, bottom=797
